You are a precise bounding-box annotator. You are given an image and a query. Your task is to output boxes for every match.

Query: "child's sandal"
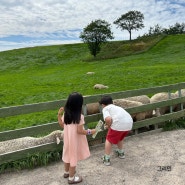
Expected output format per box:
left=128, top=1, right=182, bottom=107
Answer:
left=64, top=171, right=76, bottom=178
left=68, top=175, right=82, bottom=184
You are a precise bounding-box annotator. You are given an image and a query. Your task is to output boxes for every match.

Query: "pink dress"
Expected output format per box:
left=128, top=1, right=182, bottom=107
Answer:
left=62, top=114, right=90, bottom=167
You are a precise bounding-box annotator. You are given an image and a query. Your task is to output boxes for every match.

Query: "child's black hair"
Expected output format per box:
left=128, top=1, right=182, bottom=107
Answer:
left=64, top=92, right=83, bottom=124
left=99, top=95, right=113, bottom=105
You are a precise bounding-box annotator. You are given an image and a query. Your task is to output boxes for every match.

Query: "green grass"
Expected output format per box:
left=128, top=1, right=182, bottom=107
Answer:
left=0, top=150, right=62, bottom=173
left=0, top=34, right=185, bottom=131
left=162, top=118, right=185, bottom=131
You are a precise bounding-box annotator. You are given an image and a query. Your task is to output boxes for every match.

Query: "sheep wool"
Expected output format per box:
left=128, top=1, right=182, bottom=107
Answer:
left=150, top=92, right=177, bottom=116
left=86, top=72, right=95, bottom=75
left=0, top=130, right=64, bottom=154
left=86, top=102, right=100, bottom=115
left=93, top=84, right=109, bottom=89
left=125, top=95, right=152, bottom=118
left=113, top=99, right=146, bottom=122
left=174, top=89, right=185, bottom=111
left=125, top=95, right=150, bottom=104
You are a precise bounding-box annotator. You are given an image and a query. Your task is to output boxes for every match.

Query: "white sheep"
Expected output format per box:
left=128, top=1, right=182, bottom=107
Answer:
left=125, top=95, right=152, bottom=118
left=93, top=84, right=109, bottom=89
left=176, top=89, right=185, bottom=96
left=150, top=92, right=177, bottom=116
left=113, top=99, right=146, bottom=122
left=86, top=102, right=100, bottom=115
left=86, top=72, right=95, bottom=75
left=0, top=130, right=64, bottom=154
left=174, top=89, right=185, bottom=111
left=125, top=95, right=150, bottom=104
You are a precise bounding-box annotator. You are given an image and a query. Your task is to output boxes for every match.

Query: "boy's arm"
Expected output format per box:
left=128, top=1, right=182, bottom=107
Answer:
left=104, top=116, right=112, bottom=129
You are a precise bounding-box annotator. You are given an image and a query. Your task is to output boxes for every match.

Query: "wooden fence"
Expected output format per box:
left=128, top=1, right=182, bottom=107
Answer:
left=0, top=82, right=185, bottom=165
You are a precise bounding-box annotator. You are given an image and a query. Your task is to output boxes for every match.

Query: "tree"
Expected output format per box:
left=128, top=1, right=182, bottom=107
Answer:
left=163, top=22, right=185, bottom=35
left=148, top=24, right=163, bottom=35
left=80, top=19, right=114, bottom=57
left=114, top=10, right=144, bottom=41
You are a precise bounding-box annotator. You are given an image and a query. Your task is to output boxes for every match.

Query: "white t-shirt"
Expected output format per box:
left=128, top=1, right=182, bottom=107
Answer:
left=102, top=104, right=133, bottom=131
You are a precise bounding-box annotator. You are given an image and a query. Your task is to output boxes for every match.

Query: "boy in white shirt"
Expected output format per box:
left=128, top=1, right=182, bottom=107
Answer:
left=99, top=95, right=133, bottom=166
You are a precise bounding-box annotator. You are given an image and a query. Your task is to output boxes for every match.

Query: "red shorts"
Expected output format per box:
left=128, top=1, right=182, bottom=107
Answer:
left=106, top=128, right=129, bottom=144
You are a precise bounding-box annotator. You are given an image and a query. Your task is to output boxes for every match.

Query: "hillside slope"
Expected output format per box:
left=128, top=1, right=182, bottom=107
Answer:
left=0, top=34, right=185, bottom=107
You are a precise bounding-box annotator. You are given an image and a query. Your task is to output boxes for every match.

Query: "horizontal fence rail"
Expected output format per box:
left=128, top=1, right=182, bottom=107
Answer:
left=0, top=82, right=185, bottom=165
left=1, top=82, right=185, bottom=118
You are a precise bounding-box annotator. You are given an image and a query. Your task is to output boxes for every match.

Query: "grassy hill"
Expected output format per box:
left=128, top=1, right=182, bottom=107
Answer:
left=1, top=34, right=185, bottom=107
left=0, top=34, right=185, bottom=131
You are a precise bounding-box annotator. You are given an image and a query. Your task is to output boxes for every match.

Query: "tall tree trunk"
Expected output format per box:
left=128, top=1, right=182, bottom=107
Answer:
left=129, top=31, right=132, bottom=41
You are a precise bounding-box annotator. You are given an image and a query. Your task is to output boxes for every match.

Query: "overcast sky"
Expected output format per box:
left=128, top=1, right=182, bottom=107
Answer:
left=0, top=0, right=184, bottom=52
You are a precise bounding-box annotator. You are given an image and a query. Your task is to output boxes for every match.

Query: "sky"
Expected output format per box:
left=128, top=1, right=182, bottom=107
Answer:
left=0, top=0, right=184, bottom=52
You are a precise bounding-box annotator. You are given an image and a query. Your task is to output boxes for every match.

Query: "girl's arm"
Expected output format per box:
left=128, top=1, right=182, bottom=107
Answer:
left=77, top=124, right=96, bottom=135
left=58, top=107, right=64, bottom=129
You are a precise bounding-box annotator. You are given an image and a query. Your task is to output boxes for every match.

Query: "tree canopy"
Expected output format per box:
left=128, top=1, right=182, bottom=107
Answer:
left=114, top=10, right=144, bottom=41
left=140, top=22, right=185, bottom=37
left=80, top=19, right=114, bottom=57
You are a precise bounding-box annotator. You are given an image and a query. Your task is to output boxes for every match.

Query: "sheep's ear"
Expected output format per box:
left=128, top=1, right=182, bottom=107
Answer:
left=56, top=137, right=60, bottom=144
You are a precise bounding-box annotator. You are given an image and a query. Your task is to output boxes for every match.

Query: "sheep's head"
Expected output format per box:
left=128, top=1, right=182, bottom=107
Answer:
left=48, top=130, right=64, bottom=144
left=55, top=130, right=64, bottom=144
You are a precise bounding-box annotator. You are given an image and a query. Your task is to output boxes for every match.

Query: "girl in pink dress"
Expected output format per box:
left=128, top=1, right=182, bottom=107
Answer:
left=58, top=92, right=96, bottom=184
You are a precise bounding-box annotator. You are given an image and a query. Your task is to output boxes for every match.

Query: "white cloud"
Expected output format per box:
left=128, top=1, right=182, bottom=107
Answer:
left=0, top=0, right=184, bottom=51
